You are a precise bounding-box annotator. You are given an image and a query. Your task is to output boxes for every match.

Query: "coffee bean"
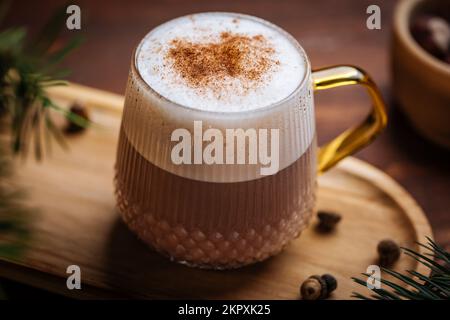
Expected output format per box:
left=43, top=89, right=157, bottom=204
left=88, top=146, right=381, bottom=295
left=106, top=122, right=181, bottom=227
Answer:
left=377, top=239, right=401, bottom=268
left=316, top=211, right=341, bottom=232
left=65, top=103, right=89, bottom=134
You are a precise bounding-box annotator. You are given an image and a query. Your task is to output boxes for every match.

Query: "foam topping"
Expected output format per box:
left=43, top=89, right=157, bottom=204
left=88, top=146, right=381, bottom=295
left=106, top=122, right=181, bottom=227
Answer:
left=136, top=13, right=306, bottom=112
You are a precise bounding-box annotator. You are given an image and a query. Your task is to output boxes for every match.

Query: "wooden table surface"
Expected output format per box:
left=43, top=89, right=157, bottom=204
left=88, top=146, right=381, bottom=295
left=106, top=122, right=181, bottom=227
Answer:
left=2, top=0, right=449, bottom=291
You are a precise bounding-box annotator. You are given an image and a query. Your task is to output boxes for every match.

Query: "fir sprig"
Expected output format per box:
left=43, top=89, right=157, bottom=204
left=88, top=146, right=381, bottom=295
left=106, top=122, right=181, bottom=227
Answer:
left=0, top=2, right=87, bottom=160
left=352, top=237, right=450, bottom=300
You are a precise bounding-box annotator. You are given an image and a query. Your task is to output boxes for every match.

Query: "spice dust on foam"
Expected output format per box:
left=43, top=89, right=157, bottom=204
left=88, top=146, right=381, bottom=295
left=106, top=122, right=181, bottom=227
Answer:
left=164, top=31, right=280, bottom=101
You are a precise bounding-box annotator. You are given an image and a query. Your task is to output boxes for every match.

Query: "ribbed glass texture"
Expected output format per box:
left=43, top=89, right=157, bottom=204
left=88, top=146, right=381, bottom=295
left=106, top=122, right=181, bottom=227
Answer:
left=114, top=46, right=317, bottom=269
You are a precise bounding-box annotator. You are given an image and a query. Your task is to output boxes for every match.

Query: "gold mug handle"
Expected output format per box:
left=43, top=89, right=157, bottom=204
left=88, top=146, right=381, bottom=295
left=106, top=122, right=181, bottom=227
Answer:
left=312, top=65, right=388, bottom=174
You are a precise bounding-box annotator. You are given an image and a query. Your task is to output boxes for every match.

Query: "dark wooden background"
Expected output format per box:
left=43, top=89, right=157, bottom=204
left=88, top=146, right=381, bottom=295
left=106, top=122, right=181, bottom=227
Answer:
left=2, top=0, right=449, bottom=297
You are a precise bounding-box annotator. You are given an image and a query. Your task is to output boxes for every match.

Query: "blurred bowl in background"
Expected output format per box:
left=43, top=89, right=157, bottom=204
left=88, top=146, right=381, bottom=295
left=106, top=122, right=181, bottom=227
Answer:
left=392, top=0, right=450, bottom=148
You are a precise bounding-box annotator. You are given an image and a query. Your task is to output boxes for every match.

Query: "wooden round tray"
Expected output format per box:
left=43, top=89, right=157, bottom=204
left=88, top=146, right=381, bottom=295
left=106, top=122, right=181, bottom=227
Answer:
left=0, top=84, right=433, bottom=299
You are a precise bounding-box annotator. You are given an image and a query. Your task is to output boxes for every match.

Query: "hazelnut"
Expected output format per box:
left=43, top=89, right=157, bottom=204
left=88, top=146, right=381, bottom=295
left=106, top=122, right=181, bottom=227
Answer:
left=300, top=274, right=337, bottom=300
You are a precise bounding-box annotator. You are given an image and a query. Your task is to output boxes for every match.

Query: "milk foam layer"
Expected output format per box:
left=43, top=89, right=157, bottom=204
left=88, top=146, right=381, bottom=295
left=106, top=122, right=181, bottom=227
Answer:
left=124, top=13, right=315, bottom=182
left=136, top=13, right=306, bottom=112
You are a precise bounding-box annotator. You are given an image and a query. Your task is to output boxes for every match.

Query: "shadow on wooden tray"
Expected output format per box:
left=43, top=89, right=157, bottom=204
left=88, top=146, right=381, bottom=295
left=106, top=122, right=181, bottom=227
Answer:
left=104, top=215, right=279, bottom=299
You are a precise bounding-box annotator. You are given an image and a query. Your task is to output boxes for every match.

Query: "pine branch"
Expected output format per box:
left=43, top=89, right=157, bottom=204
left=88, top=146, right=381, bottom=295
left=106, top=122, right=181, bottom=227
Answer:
left=352, top=238, right=450, bottom=300
left=0, top=4, right=85, bottom=159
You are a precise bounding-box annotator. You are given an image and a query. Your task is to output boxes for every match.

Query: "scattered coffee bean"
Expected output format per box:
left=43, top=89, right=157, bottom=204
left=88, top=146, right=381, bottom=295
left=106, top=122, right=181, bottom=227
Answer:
left=65, top=103, right=89, bottom=134
left=316, top=210, right=341, bottom=232
left=321, top=273, right=337, bottom=293
left=300, top=274, right=337, bottom=300
left=377, top=239, right=401, bottom=267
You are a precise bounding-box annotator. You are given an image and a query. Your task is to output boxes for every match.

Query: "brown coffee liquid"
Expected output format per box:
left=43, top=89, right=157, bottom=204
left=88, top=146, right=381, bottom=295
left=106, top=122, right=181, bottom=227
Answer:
left=115, top=126, right=317, bottom=269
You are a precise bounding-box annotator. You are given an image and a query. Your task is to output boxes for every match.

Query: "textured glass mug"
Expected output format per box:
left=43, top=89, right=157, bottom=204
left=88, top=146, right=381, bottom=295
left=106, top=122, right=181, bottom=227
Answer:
left=115, top=13, right=387, bottom=269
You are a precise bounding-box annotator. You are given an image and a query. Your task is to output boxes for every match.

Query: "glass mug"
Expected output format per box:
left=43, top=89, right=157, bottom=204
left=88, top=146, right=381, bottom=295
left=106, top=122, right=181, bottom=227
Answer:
left=115, top=13, right=387, bottom=269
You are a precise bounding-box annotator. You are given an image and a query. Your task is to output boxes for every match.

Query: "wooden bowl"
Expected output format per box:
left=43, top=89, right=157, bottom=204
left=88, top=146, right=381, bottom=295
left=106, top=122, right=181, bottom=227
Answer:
left=392, top=0, right=450, bottom=148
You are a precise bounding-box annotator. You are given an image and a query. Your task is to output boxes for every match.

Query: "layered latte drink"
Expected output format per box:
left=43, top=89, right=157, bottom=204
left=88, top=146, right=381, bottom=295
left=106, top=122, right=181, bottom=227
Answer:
left=115, top=12, right=317, bottom=269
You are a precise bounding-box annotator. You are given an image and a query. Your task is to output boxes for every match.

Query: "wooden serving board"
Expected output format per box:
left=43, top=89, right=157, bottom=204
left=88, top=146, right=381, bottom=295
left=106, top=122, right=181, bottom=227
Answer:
left=0, top=84, right=432, bottom=299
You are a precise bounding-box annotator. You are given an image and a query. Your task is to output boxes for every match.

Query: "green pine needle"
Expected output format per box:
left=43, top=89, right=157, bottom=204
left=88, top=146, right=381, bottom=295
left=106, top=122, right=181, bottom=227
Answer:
left=0, top=3, right=85, bottom=160
left=352, top=238, right=450, bottom=300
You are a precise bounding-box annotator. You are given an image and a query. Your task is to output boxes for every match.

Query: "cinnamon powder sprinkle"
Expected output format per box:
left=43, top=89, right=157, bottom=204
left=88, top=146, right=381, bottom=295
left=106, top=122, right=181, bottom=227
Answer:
left=166, top=32, right=278, bottom=93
